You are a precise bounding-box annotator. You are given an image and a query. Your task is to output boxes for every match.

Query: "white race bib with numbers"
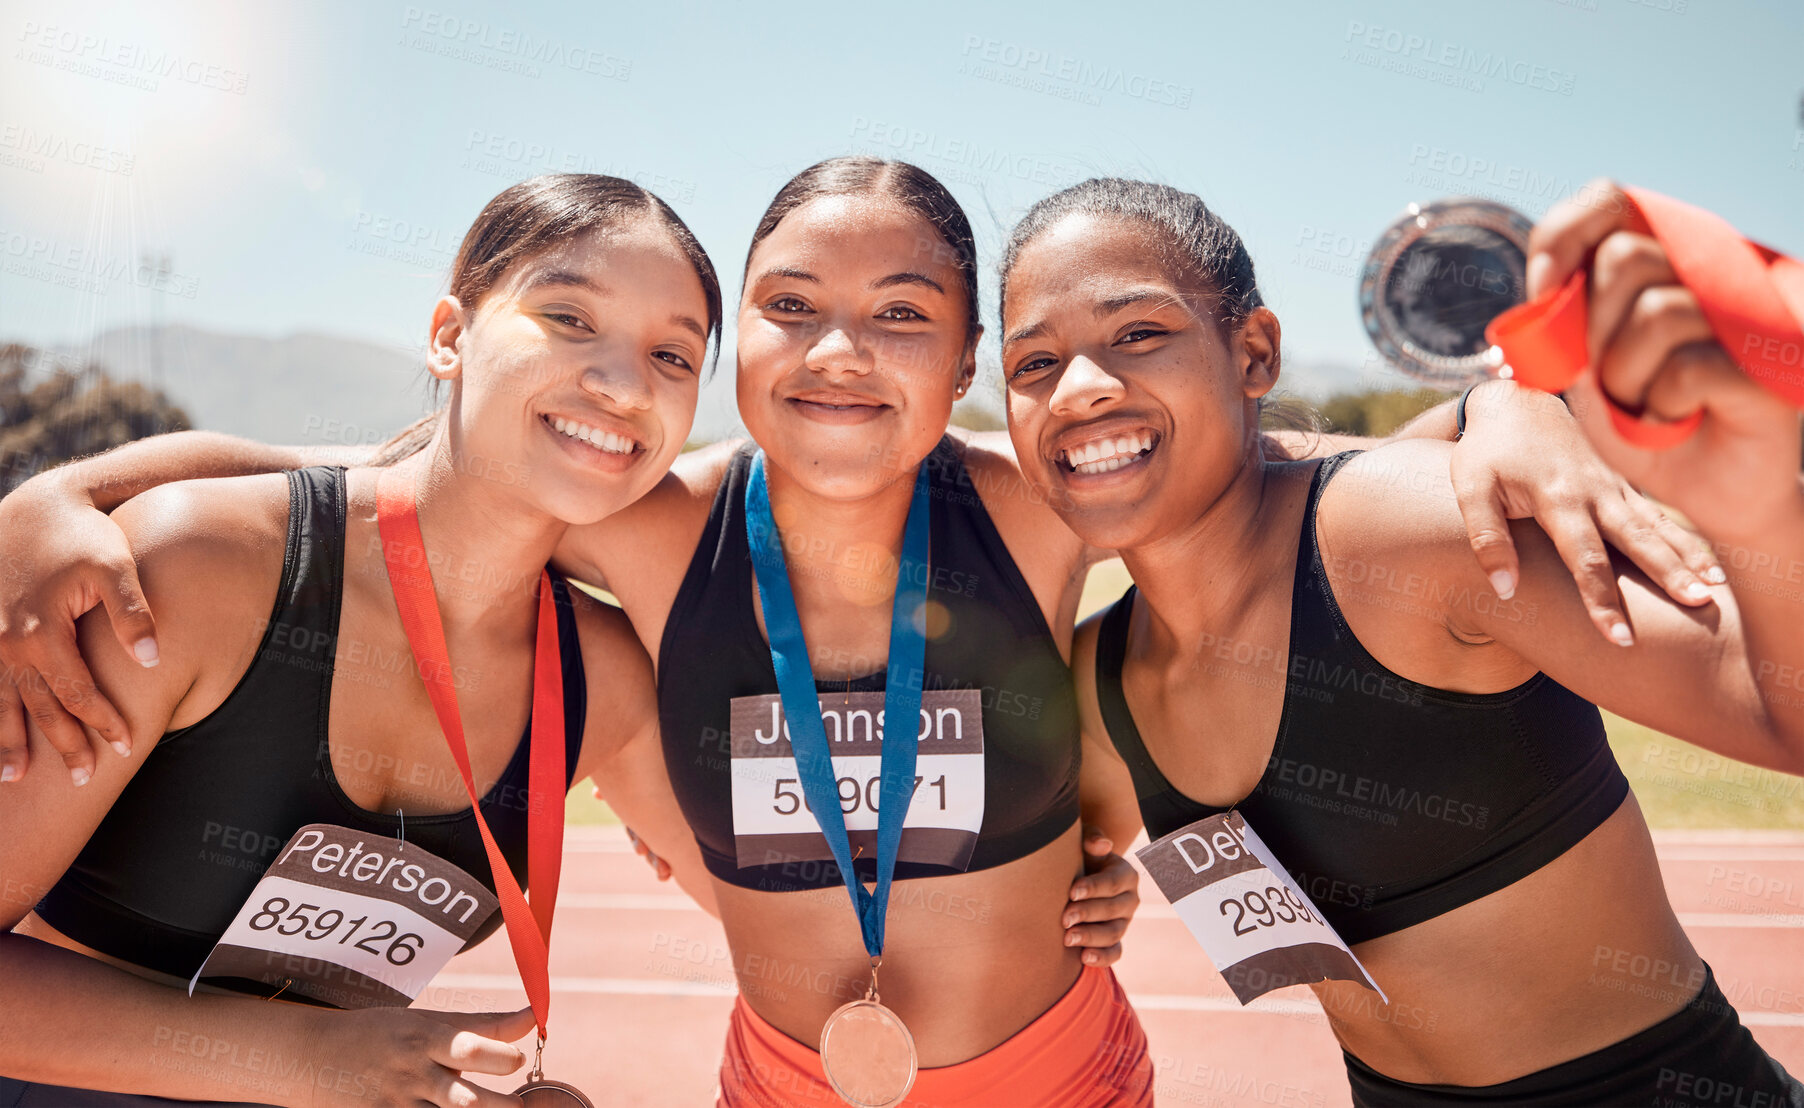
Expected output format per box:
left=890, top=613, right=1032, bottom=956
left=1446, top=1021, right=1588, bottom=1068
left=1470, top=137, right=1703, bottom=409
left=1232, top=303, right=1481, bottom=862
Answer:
left=729, top=689, right=984, bottom=871
left=190, top=824, right=499, bottom=1008
left=1136, top=811, right=1385, bottom=1005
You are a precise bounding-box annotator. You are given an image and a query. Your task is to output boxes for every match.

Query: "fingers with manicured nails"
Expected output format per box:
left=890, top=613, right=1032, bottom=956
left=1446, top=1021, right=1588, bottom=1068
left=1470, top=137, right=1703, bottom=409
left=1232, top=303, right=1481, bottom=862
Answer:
left=101, top=563, right=160, bottom=669
left=31, top=631, right=133, bottom=758
left=1072, top=854, right=1138, bottom=904
left=1065, top=894, right=1137, bottom=930
left=1526, top=179, right=1633, bottom=298
left=0, top=676, right=26, bottom=782
left=1600, top=487, right=1714, bottom=606
left=1594, top=287, right=1716, bottom=415
left=1449, top=467, right=1520, bottom=600
left=1540, top=508, right=1635, bottom=646
left=1081, top=829, right=1113, bottom=858
left=1063, top=904, right=1132, bottom=964
left=14, top=667, right=98, bottom=785
left=37, top=638, right=130, bottom=761
left=1651, top=510, right=1726, bottom=586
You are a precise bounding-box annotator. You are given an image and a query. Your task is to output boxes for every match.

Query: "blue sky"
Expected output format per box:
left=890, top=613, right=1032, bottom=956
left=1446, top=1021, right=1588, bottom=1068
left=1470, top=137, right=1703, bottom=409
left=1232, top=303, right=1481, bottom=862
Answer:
left=2, top=0, right=1799, bottom=435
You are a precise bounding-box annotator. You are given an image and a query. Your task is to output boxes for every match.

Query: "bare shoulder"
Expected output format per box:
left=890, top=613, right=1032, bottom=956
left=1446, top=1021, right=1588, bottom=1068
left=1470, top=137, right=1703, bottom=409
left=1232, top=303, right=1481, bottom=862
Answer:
left=948, top=431, right=1087, bottom=573
left=556, top=440, right=744, bottom=616
left=76, top=473, right=294, bottom=737
left=1319, top=441, right=1472, bottom=567
left=112, top=472, right=292, bottom=604
left=586, top=440, right=739, bottom=550
left=948, top=430, right=1031, bottom=503
left=1314, top=442, right=1536, bottom=682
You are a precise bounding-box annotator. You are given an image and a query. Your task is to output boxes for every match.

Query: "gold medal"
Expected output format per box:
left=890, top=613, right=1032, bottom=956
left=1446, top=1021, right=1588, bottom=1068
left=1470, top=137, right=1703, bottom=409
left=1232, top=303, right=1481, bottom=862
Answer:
left=819, top=960, right=917, bottom=1108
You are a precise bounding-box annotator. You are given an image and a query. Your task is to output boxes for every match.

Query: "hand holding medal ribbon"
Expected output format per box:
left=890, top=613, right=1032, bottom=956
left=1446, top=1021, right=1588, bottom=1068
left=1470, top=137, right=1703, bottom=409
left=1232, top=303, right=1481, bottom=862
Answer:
left=376, top=467, right=592, bottom=1107
left=1487, top=185, right=1804, bottom=450
left=744, top=451, right=931, bottom=1108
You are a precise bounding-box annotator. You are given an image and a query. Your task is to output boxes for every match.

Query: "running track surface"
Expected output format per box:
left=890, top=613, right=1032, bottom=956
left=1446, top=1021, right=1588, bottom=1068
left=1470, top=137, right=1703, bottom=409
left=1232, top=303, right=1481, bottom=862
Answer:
left=445, top=827, right=1804, bottom=1105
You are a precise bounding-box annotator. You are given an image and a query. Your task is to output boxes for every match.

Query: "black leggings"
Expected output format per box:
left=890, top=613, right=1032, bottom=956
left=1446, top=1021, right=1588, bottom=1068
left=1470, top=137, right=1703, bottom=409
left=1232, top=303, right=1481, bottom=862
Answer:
left=1343, top=965, right=1804, bottom=1106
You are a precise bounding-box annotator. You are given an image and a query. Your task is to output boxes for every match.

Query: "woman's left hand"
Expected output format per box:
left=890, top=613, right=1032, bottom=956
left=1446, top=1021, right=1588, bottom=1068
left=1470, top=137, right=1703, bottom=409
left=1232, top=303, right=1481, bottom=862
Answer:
left=1063, top=827, right=1140, bottom=967
left=1448, top=378, right=1723, bottom=644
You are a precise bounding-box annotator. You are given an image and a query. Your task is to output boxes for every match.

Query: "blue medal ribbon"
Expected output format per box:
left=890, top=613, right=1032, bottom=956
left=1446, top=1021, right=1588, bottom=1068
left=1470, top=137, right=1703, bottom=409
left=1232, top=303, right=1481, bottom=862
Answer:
left=745, top=451, right=930, bottom=959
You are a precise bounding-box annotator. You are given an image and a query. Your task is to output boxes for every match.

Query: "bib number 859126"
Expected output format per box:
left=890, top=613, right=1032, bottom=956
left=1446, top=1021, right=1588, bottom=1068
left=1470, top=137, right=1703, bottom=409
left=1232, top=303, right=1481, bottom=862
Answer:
left=246, top=897, right=425, bottom=966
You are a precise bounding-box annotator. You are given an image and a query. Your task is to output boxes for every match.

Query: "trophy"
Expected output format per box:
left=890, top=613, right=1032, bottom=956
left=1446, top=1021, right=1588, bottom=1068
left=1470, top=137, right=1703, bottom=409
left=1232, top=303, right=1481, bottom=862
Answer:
left=1358, top=199, right=1535, bottom=388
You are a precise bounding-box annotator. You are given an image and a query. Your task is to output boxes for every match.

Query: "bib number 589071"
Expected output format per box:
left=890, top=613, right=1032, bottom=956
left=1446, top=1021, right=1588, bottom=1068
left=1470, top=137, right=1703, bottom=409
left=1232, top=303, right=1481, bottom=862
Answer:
left=729, top=690, right=984, bottom=872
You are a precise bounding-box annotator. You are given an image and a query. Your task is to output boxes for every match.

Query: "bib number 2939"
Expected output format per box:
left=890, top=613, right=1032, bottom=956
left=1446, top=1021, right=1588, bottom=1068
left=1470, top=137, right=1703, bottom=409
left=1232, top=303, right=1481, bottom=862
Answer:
left=1136, top=811, right=1385, bottom=1005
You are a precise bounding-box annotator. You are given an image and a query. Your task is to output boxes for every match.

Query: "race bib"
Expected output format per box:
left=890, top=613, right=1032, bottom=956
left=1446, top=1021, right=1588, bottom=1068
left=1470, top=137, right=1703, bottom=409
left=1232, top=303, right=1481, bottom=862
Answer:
left=1136, top=811, right=1384, bottom=1005
left=730, top=689, right=984, bottom=871
left=190, top=824, right=499, bottom=1008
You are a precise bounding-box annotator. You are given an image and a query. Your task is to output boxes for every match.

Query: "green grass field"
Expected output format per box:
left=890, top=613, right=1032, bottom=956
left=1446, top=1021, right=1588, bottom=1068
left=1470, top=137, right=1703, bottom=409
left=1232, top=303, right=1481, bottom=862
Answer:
left=567, top=561, right=1804, bottom=830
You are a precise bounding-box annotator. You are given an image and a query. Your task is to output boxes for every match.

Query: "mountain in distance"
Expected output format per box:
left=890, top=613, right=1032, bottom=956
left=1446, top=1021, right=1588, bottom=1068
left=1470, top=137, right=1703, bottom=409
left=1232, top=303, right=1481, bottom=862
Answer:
left=26, top=324, right=1400, bottom=451
left=40, top=325, right=433, bottom=450
left=34, top=325, right=737, bottom=448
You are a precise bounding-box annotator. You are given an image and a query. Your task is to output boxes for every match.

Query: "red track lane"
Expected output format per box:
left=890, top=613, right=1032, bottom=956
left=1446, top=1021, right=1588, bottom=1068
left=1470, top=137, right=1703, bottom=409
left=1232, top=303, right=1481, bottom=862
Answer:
left=442, top=829, right=1804, bottom=1106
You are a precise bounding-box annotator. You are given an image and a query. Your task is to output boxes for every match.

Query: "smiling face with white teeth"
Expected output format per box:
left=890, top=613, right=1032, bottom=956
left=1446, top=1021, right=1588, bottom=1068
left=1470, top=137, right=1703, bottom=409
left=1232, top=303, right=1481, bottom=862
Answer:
left=737, top=193, right=978, bottom=501
left=1002, top=212, right=1282, bottom=550
left=429, top=219, right=709, bottom=526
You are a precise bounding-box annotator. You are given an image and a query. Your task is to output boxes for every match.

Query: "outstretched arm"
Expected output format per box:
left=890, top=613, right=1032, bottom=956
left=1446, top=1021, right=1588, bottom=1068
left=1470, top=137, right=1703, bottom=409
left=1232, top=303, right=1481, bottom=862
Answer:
left=0, top=430, right=378, bottom=777
left=1315, top=182, right=1804, bottom=771
left=1268, top=379, right=1721, bottom=642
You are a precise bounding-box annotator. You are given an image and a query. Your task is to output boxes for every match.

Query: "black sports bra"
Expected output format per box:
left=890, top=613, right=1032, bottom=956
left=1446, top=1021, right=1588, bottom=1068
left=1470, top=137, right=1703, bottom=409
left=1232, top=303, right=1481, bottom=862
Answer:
left=35, top=466, right=585, bottom=986
left=656, top=438, right=1082, bottom=892
left=1094, top=452, right=1629, bottom=944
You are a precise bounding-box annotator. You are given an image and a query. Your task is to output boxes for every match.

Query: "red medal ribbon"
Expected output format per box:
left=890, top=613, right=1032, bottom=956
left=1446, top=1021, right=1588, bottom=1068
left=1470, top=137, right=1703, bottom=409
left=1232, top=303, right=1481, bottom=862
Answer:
left=376, top=467, right=566, bottom=1040
left=1487, top=185, right=1804, bottom=450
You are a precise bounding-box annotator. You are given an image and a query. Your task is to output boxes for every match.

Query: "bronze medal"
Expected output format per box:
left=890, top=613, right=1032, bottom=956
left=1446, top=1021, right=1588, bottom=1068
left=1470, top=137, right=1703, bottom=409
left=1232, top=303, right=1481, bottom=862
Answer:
left=512, top=1077, right=595, bottom=1107
left=819, top=963, right=917, bottom=1108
